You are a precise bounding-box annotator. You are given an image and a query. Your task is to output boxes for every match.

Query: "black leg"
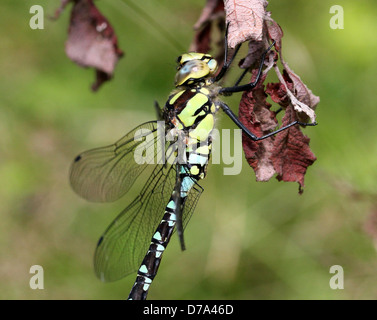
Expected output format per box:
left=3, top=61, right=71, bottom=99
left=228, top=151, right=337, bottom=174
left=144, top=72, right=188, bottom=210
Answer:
left=219, top=41, right=275, bottom=95
left=234, top=68, right=249, bottom=86
left=219, top=101, right=317, bottom=141
left=214, top=22, right=242, bottom=82
left=214, top=44, right=241, bottom=82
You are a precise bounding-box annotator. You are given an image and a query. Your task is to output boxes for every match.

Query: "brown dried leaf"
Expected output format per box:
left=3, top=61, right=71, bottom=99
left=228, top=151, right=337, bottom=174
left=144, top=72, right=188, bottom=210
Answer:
left=239, top=71, right=278, bottom=181
left=224, top=0, right=268, bottom=48
left=193, top=0, right=224, bottom=30
left=273, top=65, right=317, bottom=123
left=92, top=70, right=112, bottom=92
left=191, top=23, right=213, bottom=54
left=190, top=0, right=225, bottom=54
left=265, top=13, right=283, bottom=51
left=265, top=16, right=319, bottom=122
left=56, top=0, right=124, bottom=91
left=270, top=104, right=317, bottom=192
left=239, top=40, right=266, bottom=69
left=266, top=81, right=290, bottom=108
left=280, top=64, right=320, bottom=123
left=232, top=9, right=280, bottom=70
left=237, top=14, right=318, bottom=190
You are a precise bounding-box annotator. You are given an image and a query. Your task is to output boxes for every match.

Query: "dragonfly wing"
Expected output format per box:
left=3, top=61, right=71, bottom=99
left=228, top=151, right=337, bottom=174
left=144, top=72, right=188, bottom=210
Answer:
left=94, top=164, right=204, bottom=282
left=181, top=179, right=203, bottom=230
left=94, top=164, right=177, bottom=281
left=70, top=121, right=163, bottom=202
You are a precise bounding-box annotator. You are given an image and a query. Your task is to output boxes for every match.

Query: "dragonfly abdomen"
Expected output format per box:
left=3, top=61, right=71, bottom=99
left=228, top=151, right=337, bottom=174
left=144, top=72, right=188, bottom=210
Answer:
left=128, top=176, right=196, bottom=300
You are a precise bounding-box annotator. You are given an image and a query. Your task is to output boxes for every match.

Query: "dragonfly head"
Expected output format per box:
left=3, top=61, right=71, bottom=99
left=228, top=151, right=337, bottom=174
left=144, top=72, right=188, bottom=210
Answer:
left=175, top=53, right=218, bottom=87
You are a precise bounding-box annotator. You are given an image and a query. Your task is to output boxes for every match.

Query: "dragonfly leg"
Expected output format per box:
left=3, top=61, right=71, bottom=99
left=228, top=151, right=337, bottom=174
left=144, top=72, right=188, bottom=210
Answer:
left=219, top=101, right=317, bottom=141
left=219, top=41, right=276, bottom=94
left=214, top=22, right=241, bottom=82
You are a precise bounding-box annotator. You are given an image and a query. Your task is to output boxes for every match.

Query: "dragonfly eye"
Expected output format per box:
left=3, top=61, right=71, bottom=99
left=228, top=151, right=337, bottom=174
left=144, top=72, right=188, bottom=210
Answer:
left=207, top=59, right=218, bottom=73
left=174, top=60, right=210, bottom=86
left=177, top=61, right=187, bottom=71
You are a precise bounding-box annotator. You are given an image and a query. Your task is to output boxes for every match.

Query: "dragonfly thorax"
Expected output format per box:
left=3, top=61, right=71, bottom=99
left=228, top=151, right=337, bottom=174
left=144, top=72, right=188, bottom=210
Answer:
left=164, top=86, right=219, bottom=133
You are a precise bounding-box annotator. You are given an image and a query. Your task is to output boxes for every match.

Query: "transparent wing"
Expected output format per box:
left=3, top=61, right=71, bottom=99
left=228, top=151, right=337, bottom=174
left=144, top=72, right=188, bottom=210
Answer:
left=94, top=164, right=204, bottom=282
left=181, top=181, right=203, bottom=231
left=70, top=121, right=164, bottom=202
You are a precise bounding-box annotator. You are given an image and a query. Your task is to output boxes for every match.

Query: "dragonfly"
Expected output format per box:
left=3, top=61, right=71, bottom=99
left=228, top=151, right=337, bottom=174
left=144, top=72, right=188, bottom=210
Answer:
left=69, top=29, right=316, bottom=300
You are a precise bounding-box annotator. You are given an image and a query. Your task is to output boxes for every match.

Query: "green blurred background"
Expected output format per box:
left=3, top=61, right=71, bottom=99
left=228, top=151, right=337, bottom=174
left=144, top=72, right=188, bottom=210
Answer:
left=1, top=0, right=377, bottom=299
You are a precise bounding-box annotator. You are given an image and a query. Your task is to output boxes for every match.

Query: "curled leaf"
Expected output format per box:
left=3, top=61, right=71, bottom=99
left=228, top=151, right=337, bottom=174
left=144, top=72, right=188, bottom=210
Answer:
left=264, top=13, right=283, bottom=51
left=234, top=12, right=318, bottom=190
left=239, top=70, right=278, bottom=182
left=193, top=0, right=224, bottom=30
left=190, top=22, right=212, bottom=54
left=264, top=15, right=319, bottom=122
left=224, top=0, right=268, bottom=48
left=189, top=0, right=225, bottom=54
left=270, top=105, right=317, bottom=192
left=239, top=40, right=266, bottom=69
left=281, top=65, right=319, bottom=123
left=273, top=65, right=317, bottom=123
left=55, top=0, right=124, bottom=91
left=240, top=72, right=317, bottom=190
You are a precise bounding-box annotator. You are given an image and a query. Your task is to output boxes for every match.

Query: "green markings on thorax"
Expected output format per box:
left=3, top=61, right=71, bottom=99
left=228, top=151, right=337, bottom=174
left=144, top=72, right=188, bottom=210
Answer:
left=167, top=87, right=216, bottom=137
